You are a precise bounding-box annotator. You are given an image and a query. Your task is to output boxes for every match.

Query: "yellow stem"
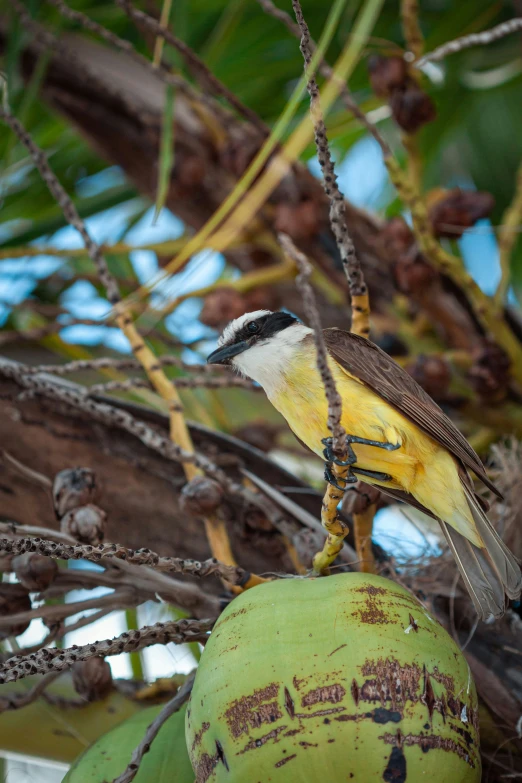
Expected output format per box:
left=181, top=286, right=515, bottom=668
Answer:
left=114, top=307, right=268, bottom=589
left=153, top=0, right=173, bottom=66
left=402, top=132, right=422, bottom=193
left=158, top=256, right=296, bottom=317
left=353, top=505, right=377, bottom=573
left=312, top=463, right=350, bottom=574
left=495, top=159, right=522, bottom=307
left=115, top=310, right=197, bottom=477
left=0, top=238, right=188, bottom=260
left=386, top=156, right=522, bottom=387
left=401, top=0, right=424, bottom=59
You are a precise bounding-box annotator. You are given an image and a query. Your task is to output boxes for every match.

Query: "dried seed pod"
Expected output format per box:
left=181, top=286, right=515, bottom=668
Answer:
left=53, top=467, right=97, bottom=518
left=243, top=287, right=277, bottom=314
left=393, top=251, right=438, bottom=294
left=61, top=504, right=107, bottom=544
left=0, top=583, right=32, bottom=639
left=468, top=340, right=511, bottom=402
left=274, top=198, right=320, bottom=241
left=199, top=288, right=248, bottom=330
left=380, top=217, right=415, bottom=261
left=72, top=657, right=113, bottom=702
left=406, top=354, right=452, bottom=399
left=390, top=84, right=437, bottom=133
left=428, top=189, right=495, bottom=238
left=12, top=553, right=58, bottom=591
left=367, top=55, right=408, bottom=97
left=342, top=483, right=381, bottom=516
left=180, top=476, right=224, bottom=516
left=243, top=507, right=273, bottom=532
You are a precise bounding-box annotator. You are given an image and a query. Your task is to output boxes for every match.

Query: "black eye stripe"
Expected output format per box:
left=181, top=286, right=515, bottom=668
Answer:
left=228, top=312, right=298, bottom=345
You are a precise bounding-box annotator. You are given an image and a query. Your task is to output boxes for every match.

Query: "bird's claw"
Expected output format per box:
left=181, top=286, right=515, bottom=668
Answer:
left=324, top=465, right=357, bottom=492
left=321, top=437, right=356, bottom=467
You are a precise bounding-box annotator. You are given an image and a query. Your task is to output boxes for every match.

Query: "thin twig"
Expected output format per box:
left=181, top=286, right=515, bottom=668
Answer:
left=255, top=0, right=391, bottom=157
left=112, top=673, right=195, bottom=783
left=0, top=537, right=252, bottom=586
left=11, top=0, right=155, bottom=133
left=0, top=318, right=119, bottom=347
left=0, top=671, right=62, bottom=713
left=291, top=0, right=370, bottom=338
left=0, top=108, right=121, bottom=305
left=0, top=588, right=140, bottom=631
left=279, top=235, right=346, bottom=454
left=401, top=0, right=424, bottom=60
left=0, top=620, right=213, bottom=684
left=0, top=521, right=76, bottom=545
left=279, top=234, right=349, bottom=573
left=415, top=17, right=522, bottom=68
left=44, top=0, right=233, bottom=126
left=114, top=0, right=267, bottom=134
left=0, top=359, right=236, bottom=492
left=85, top=376, right=256, bottom=395
left=17, top=356, right=220, bottom=376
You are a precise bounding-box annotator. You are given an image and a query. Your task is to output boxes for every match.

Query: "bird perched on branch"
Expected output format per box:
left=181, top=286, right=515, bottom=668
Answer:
left=207, top=309, right=521, bottom=620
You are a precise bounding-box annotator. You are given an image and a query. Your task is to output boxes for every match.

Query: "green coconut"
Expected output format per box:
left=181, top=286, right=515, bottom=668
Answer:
left=186, top=573, right=480, bottom=783
left=64, top=702, right=193, bottom=783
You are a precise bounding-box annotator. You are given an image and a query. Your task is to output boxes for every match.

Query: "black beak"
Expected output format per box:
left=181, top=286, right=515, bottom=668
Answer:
left=206, top=340, right=249, bottom=365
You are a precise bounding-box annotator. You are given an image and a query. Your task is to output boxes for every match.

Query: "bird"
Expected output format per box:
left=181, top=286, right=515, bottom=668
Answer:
left=207, top=309, right=522, bottom=620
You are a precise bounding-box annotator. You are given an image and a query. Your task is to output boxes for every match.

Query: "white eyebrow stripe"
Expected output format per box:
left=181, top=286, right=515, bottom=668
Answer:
left=218, top=310, right=273, bottom=346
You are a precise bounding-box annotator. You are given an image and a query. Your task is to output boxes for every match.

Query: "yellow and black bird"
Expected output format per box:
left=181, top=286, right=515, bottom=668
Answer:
left=207, top=309, right=521, bottom=619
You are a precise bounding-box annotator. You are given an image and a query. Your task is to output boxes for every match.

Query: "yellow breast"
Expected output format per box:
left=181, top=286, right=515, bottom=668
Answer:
left=266, top=348, right=435, bottom=495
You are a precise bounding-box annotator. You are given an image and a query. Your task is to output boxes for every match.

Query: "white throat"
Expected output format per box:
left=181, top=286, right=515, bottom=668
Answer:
left=231, top=323, right=312, bottom=396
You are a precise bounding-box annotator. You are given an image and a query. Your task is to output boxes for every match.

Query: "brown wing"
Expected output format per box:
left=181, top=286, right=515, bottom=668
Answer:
left=323, top=328, right=502, bottom=498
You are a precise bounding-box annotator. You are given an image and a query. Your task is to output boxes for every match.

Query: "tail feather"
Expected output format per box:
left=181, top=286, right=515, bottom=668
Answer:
left=462, top=485, right=522, bottom=600
left=440, top=481, right=522, bottom=620
left=440, top=521, right=506, bottom=620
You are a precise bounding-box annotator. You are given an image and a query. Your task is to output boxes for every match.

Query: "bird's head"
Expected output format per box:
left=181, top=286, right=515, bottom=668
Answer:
left=206, top=310, right=310, bottom=388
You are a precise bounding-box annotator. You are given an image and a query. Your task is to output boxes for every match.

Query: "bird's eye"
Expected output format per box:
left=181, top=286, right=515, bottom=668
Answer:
left=247, top=321, right=259, bottom=334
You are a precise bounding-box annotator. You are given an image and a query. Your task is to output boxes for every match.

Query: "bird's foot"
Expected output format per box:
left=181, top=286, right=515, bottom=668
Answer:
left=321, top=437, right=357, bottom=467
left=324, top=465, right=358, bottom=492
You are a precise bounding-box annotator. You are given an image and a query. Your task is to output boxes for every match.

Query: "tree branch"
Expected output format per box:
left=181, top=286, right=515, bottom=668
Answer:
left=0, top=620, right=213, bottom=684
left=291, top=0, right=370, bottom=338
left=279, top=234, right=349, bottom=573
left=0, top=671, right=62, bottom=713
left=114, top=0, right=267, bottom=134
left=0, top=537, right=253, bottom=587
left=255, top=0, right=391, bottom=158
left=415, top=17, right=522, bottom=68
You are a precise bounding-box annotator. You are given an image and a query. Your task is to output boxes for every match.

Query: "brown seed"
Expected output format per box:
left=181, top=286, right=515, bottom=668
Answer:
left=468, top=339, right=511, bottom=402
left=0, top=583, right=32, bottom=640
left=367, top=55, right=408, bottom=98
left=180, top=476, right=224, bottom=516
left=428, top=189, right=495, bottom=238
left=342, top=483, right=381, bottom=515
left=393, top=251, right=438, bottom=294
left=72, top=657, right=113, bottom=701
left=405, top=355, right=451, bottom=399
left=12, top=553, right=58, bottom=591
left=390, top=85, right=437, bottom=133
left=61, top=504, right=107, bottom=544
left=274, top=198, right=320, bottom=241
left=53, top=467, right=97, bottom=518
left=199, top=288, right=248, bottom=330
left=380, top=217, right=415, bottom=262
